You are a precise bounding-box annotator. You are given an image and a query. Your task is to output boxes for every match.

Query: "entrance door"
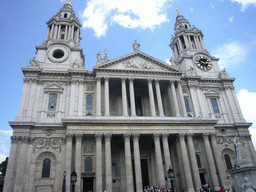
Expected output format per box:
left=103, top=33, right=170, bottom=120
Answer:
left=141, top=159, right=149, bottom=188
left=83, top=177, right=93, bottom=192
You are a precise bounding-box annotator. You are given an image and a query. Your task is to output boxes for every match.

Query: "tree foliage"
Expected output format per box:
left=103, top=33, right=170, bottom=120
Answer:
left=0, top=157, right=8, bottom=177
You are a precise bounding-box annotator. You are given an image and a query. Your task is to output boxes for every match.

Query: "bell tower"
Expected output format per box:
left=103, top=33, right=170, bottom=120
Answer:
left=32, top=0, right=84, bottom=70
left=169, top=9, right=220, bottom=78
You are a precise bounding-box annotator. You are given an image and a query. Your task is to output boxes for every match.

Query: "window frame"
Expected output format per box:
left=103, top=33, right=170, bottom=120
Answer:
left=41, top=158, right=51, bottom=178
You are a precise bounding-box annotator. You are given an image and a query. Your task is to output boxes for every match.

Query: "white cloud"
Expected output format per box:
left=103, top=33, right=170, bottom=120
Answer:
left=211, top=5, right=215, bottom=8
left=230, top=0, right=256, bottom=11
left=0, top=130, right=12, bottom=162
left=81, top=0, right=171, bottom=38
left=237, top=89, right=256, bottom=149
left=229, top=16, right=234, bottom=22
left=190, top=8, right=194, bottom=13
left=0, top=154, right=7, bottom=163
left=60, top=0, right=66, bottom=3
left=166, top=59, right=172, bottom=65
left=212, top=41, right=248, bottom=69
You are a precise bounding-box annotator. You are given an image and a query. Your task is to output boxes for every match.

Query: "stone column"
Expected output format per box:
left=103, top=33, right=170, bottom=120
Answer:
left=105, top=134, right=112, bottom=192
left=129, top=78, right=136, bottom=117
left=187, top=133, right=201, bottom=191
left=170, top=80, right=180, bottom=117
left=13, top=137, right=28, bottom=192
left=58, top=25, right=61, bottom=39
left=50, top=24, right=54, bottom=38
left=179, top=133, right=194, bottom=192
left=69, top=80, right=76, bottom=116
left=64, top=25, right=68, bottom=40
left=17, top=78, right=29, bottom=119
left=124, top=133, right=134, bottom=192
left=66, top=134, right=73, bottom=192
left=155, top=80, right=164, bottom=117
left=177, top=81, right=187, bottom=117
left=148, top=79, right=156, bottom=116
left=153, top=133, right=165, bottom=186
left=95, top=133, right=103, bottom=192
left=68, top=25, right=72, bottom=40
left=3, top=137, right=18, bottom=192
left=75, top=134, right=82, bottom=192
left=121, top=78, right=128, bottom=116
left=96, top=77, right=102, bottom=116
left=78, top=81, right=84, bottom=116
left=133, top=133, right=143, bottom=192
left=177, top=37, right=183, bottom=51
left=162, top=133, right=172, bottom=187
left=104, top=77, right=110, bottom=116
left=71, top=25, right=74, bottom=39
left=210, top=133, right=227, bottom=187
left=54, top=25, right=58, bottom=39
left=202, top=133, right=219, bottom=191
left=184, top=35, right=190, bottom=49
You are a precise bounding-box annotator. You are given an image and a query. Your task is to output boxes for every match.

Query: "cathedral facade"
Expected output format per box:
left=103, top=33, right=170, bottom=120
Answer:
left=4, top=2, right=256, bottom=192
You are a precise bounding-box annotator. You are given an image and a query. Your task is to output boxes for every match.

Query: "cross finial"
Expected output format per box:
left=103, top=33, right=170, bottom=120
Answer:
left=66, top=0, right=71, bottom=4
left=176, top=8, right=181, bottom=15
left=104, top=48, right=108, bottom=57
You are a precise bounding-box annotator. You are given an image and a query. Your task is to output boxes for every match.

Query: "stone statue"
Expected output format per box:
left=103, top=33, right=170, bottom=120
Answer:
left=97, top=52, right=102, bottom=64
left=226, top=180, right=233, bottom=192
left=29, top=57, right=38, bottom=67
left=133, top=40, right=140, bottom=52
left=234, top=134, right=247, bottom=161
left=241, top=177, right=256, bottom=192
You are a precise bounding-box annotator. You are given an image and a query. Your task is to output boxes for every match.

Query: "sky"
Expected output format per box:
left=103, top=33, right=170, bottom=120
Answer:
left=0, top=0, right=256, bottom=162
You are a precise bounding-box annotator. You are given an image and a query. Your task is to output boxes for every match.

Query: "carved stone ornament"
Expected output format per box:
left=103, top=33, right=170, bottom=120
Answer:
left=122, top=58, right=162, bottom=71
left=28, top=57, right=39, bottom=67
left=153, top=133, right=161, bottom=141
left=105, top=133, right=112, bottom=142
left=95, top=133, right=103, bottom=141
left=43, top=129, right=56, bottom=136
left=34, top=137, right=64, bottom=153
left=73, top=59, right=83, bottom=68
left=86, top=83, right=94, bottom=91
left=83, top=141, right=94, bottom=153
left=47, top=112, right=56, bottom=118
left=216, top=136, right=235, bottom=145
left=162, top=133, right=169, bottom=141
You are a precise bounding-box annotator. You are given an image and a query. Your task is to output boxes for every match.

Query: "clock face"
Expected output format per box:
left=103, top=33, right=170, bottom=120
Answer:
left=194, top=55, right=212, bottom=71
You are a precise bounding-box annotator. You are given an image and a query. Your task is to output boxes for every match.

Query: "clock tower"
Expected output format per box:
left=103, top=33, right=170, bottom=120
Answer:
left=169, top=9, right=220, bottom=78
left=33, top=0, right=84, bottom=71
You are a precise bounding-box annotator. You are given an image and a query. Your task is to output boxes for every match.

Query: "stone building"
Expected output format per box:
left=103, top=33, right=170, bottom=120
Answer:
left=4, top=2, right=256, bottom=192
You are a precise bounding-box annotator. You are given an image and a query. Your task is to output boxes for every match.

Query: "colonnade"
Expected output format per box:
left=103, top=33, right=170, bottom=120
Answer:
left=46, top=23, right=80, bottom=42
left=64, top=132, right=226, bottom=192
left=95, top=77, right=187, bottom=117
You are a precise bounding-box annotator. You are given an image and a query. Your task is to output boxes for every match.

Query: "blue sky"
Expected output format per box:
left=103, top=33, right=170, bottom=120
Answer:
left=0, top=0, right=256, bottom=162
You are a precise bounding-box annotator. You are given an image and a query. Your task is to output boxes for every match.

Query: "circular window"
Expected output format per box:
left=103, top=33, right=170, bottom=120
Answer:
left=53, top=49, right=64, bottom=59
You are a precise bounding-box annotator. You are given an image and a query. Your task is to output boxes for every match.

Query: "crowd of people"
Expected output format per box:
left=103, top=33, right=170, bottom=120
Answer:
left=143, top=185, right=175, bottom=192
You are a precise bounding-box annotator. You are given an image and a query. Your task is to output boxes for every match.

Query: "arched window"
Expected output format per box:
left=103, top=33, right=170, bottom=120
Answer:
left=42, top=158, right=51, bottom=178
left=196, top=154, right=202, bottom=168
left=85, top=157, right=92, bottom=172
left=184, top=97, right=191, bottom=112
left=86, top=95, right=93, bottom=111
left=64, top=13, right=67, bottom=18
left=224, top=154, right=233, bottom=170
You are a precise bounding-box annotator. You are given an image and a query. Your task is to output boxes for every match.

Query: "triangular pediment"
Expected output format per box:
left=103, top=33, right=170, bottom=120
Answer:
left=44, top=83, right=64, bottom=93
left=204, top=89, right=220, bottom=97
left=94, top=52, right=181, bottom=73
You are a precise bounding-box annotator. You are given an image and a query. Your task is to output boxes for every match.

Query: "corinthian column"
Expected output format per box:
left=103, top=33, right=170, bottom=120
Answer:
left=75, top=134, right=82, bottom=192
left=210, top=133, right=226, bottom=187
left=170, top=80, right=180, bottom=117
left=95, top=133, right=103, bottom=192
left=177, top=81, right=187, bottom=117
left=162, top=133, right=172, bottom=187
left=96, top=77, right=102, bottom=116
left=133, top=133, right=143, bottom=192
left=202, top=133, right=219, bottom=191
left=66, top=134, right=73, bottom=192
left=129, top=78, right=136, bottom=117
left=187, top=133, right=201, bottom=191
left=179, top=133, right=194, bottom=192
left=105, top=134, right=112, bottom=192
left=104, top=77, right=110, bottom=116
left=124, top=133, right=134, bottom=192
left=122, top=78, right=128, bottom=116
left=153, top=133, right=165, bottom=186
left=155, top=80, right=164, bottom=116
left=148, top=79, right=156, bottom=116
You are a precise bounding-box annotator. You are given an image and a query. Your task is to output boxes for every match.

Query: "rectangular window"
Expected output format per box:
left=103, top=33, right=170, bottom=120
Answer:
left=184, top=97, right=191, bottom=112
left=48, top=93, right=57, bottom=111
left=210, top=98, right=220, bottom=113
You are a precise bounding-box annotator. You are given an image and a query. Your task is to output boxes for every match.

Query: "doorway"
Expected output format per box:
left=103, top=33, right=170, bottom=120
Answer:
left=83, top=177, right=93, bottom=192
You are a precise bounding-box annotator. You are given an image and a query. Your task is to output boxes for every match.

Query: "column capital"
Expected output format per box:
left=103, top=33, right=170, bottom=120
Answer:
left=211, top=132, right=217, bottom=140
left=132, top=133, right=140, bottom=141
left=104, top=77, right=110, bottom=81
left=147, top=78, right=153, bottom=83
left=202, top=133, right=210, bottom=140
left=75, top=134, right=83, bottom=141
left=95, top=133, right=103, bottom=141
left=153, top=133, right=161, bottom=141
left=178, top=133, right=186, bottom=140
left=155, top=79, right=160, bottom=83
left=66, top=133, right=73, bottom=142
left=162, top=133, right=169, bottom=141
left=96, top=76, right=102, bottom=81
left=129, top=77, right=134, bottom=82
left=187, top=132, right=194, bottom=139
left=170, top=80, right=175, bottom=84
left=124, top=133, right=131, bottom=141
left=121, top=77, right=127, bottom=82
left=105, top=133, right=112, bottom=142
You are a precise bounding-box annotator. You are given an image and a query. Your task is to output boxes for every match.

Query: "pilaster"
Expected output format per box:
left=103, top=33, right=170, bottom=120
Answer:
left=133, top=133, right=143, bottom=192
left=95, top=133, right=103, bottom=192
left=124, top=133, right=134, bottom=192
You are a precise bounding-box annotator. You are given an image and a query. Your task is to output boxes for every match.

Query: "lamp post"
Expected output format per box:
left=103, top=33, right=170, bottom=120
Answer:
left=62, top=171, right=66, bottom=192
left=71, top=169, right=77, bottom=192
left=167, top=166, right=175, bottom=192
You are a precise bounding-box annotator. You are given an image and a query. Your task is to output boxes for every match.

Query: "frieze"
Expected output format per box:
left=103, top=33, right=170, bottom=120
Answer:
left=83, top=141, right=94, bottom=153
left=34, top=137, right=64, bottom=153
left=122, top=58, right=162, bottom=71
